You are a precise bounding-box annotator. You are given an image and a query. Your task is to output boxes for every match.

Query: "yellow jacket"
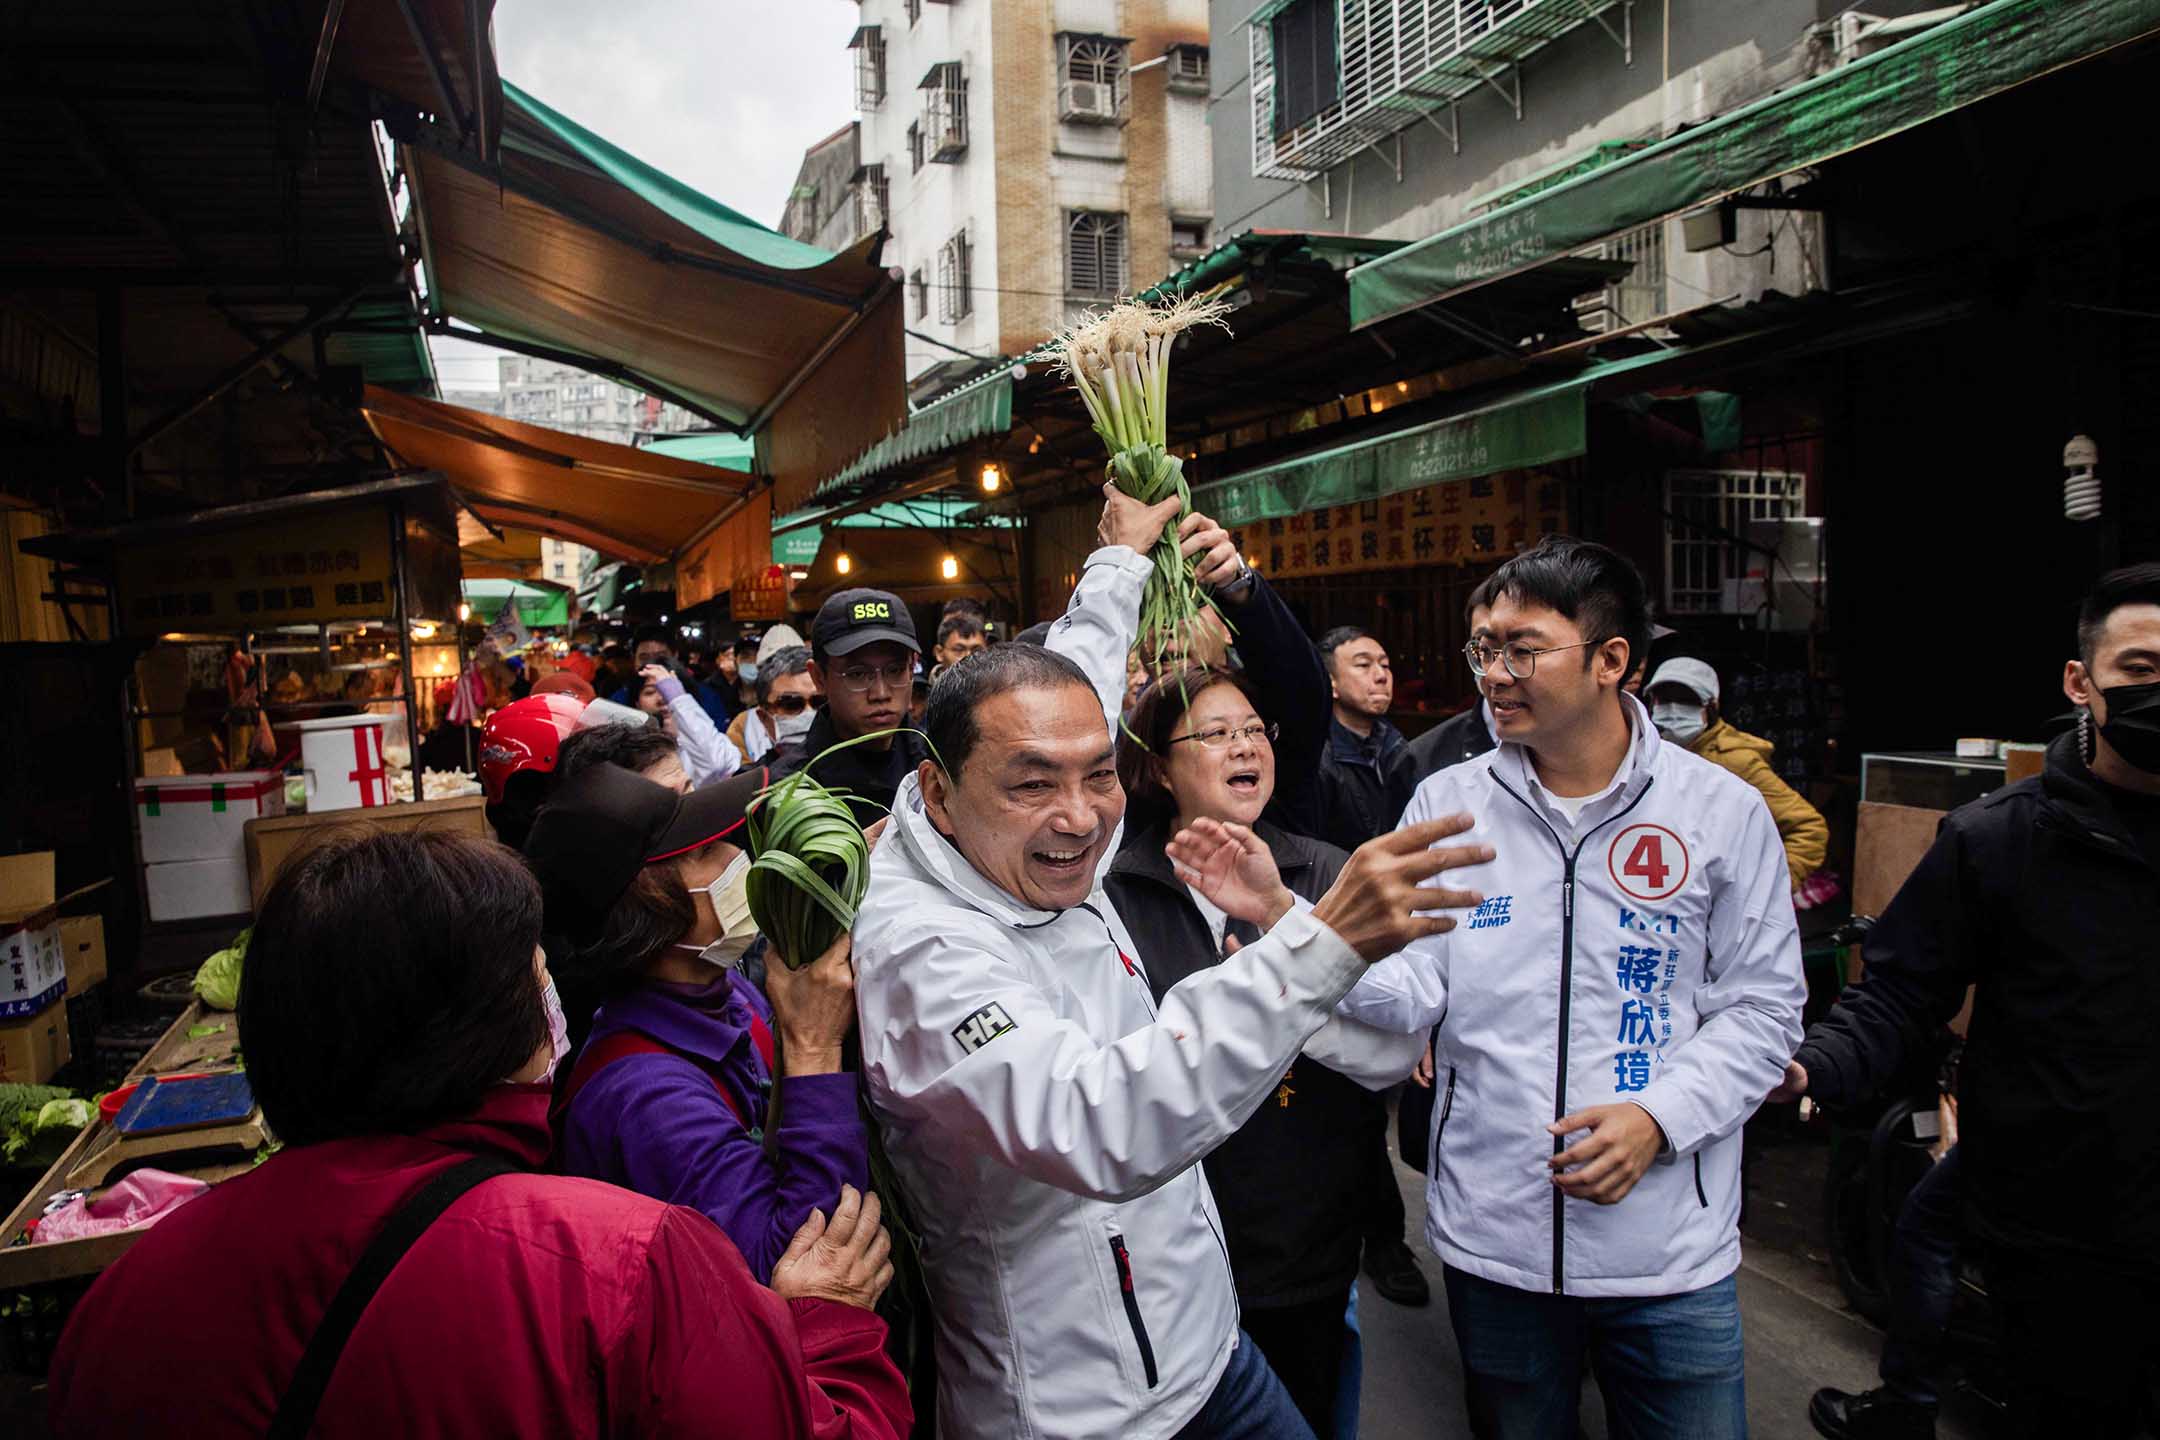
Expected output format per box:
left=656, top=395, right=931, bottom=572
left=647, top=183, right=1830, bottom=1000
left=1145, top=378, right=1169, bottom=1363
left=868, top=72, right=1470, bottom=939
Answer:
left=1691, top=719, right=1828, bottom=889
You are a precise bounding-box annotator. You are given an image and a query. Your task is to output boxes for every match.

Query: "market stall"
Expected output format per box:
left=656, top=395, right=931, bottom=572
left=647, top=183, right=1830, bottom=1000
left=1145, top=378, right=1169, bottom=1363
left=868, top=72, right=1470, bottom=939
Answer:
left=20, top=478, right=469, bottom=928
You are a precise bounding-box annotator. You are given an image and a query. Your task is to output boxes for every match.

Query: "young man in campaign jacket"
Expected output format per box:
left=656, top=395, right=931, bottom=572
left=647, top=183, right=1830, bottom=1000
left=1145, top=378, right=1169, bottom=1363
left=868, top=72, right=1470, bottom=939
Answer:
left=1342, top=536, right=1805, bottom=1439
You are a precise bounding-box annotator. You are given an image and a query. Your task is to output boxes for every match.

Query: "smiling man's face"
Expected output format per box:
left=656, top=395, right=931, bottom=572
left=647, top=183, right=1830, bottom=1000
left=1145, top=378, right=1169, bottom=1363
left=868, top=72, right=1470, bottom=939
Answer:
left=922, top=682, right=1124, bottom=911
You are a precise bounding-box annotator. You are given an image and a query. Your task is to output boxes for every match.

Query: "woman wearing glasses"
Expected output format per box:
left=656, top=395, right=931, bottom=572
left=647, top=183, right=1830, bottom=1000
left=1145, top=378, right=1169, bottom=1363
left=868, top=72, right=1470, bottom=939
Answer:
left=1106, top=666, right=1423, bottom=1438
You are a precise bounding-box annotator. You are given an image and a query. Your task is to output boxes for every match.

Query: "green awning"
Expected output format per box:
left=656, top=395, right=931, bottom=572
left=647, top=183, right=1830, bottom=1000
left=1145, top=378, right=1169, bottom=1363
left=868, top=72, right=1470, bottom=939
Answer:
left=816, top=371, right=1014, bottom=498
left=1350, top=0, right=2160, bottom=329
left=461, top=578, right=571, bottom=627
left=1191, top=377, right=1589, bottom=528
left=642, top=432, right=759, bottom=470
left=406, top=79, right=906, bottom=513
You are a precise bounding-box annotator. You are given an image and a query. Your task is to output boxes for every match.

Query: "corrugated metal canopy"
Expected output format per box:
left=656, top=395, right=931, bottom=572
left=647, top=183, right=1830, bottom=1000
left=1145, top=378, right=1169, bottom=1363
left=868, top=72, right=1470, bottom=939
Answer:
left=403, top=80, right=906, bottom=514
left=361, top=386, right=756, bottom=564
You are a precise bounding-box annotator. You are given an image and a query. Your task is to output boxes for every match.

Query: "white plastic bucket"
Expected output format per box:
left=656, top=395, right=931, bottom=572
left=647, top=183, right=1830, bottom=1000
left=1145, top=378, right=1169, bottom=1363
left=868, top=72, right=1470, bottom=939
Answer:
left=293, top=714, right=391, bottom=812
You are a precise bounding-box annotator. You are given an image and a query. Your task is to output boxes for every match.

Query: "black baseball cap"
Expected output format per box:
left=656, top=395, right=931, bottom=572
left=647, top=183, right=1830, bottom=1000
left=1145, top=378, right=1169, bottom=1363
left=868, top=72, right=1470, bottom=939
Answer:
left=523, top=762, right=768, bottom=942
left=811, top=587, right=919, bottom=660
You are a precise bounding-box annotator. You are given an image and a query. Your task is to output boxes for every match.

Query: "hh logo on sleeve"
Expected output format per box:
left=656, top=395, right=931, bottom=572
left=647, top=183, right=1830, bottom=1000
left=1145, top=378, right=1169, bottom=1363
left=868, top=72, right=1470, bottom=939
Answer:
left=953, top=1002, right=1018, bottom=1054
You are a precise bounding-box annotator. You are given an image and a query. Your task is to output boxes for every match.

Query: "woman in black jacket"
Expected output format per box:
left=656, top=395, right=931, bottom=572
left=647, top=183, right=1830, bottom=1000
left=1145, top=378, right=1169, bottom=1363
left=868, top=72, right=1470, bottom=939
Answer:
left=1106, top=664, right=1409, bottom=1437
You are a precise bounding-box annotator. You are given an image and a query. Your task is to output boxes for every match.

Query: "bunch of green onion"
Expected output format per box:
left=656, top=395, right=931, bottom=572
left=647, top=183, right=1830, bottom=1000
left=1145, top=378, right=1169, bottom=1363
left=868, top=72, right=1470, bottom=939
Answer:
left=744, top=766, right=873, bottom=971
left=1056, top=295, right=1236, bottom=672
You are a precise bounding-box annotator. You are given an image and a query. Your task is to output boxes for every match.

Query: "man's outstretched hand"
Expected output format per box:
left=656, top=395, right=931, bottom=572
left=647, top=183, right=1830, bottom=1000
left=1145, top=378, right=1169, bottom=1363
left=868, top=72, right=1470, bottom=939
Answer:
left=1098, top=484, right=1183, bottom=554
left=1766, top=1060, right=1808, bottom=1104
left=1167, top=819, right=1294, bottom=931
left=1311, top=815, right=1493, bottom=963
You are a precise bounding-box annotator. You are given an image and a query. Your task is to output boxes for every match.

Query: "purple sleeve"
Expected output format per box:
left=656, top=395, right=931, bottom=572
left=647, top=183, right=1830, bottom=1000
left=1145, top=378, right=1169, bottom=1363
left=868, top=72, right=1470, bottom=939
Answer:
left=567, top=1055, right=868, bottom=1283
left=655, top=673, right=687, bottom=703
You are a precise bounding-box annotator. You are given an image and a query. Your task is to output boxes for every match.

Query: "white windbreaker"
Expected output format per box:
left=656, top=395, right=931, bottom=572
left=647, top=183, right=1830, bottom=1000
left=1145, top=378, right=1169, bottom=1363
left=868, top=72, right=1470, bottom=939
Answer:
left=852, top=544, right=1401, bottom=1439
left=1341, top=695, right=1806, bottom=1299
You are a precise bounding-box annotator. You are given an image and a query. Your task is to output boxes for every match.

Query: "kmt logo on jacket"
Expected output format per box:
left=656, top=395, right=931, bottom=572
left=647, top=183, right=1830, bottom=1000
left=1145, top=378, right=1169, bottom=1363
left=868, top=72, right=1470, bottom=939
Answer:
left=1608, top=823, right=1690, bottom=902
left=953, top=1002, right=1017, bottom=1054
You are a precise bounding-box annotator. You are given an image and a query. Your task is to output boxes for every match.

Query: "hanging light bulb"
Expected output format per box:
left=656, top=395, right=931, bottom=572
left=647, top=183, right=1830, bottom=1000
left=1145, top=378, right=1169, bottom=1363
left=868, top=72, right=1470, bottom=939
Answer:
left=2064, top=434, right=2101, bottom=522
left=941, top=554, right=960, bottom=581
left=980, top=464, right=1002, bottom=493
left=837, top=552, right=853, bottom=576
left=457, top=603, right=471, bottom=622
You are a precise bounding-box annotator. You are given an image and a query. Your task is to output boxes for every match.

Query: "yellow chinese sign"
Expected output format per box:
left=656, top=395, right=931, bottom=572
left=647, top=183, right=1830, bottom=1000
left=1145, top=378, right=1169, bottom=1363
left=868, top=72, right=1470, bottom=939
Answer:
left=115, top=505, right=395, bottom=635
left=1231, top=469, right=1568, bottom=580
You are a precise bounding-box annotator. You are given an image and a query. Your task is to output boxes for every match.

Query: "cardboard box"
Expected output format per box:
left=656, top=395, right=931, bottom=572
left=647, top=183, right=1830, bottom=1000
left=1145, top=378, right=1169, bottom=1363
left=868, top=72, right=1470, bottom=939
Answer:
left=145, top=857, right=252, bottom=922
left=0, top=1001, right=70, bottom=1085
left=244, top=794, right=491, bottom=910
left=135, top=771, right=286, bottom=865
left=59, top=916, right=106, bottom=992
left=0, top=852, right=69, bottom=1019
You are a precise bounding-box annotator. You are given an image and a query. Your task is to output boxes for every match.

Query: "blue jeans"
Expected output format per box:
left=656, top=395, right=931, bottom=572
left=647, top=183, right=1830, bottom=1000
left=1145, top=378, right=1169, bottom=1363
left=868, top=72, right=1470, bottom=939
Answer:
left=1334, top=1284, right=1362, bottom=1440
left=1175, top=1329, right=1318, bottom=1440
left=1442, top=1267, right=1747, bottom=1440
left=1880, top=1144, right=1960, bottom=1407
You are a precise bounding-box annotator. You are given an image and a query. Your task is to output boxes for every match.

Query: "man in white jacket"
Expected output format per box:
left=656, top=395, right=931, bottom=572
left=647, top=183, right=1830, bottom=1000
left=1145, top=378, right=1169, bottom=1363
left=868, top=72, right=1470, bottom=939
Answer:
left=1342, top=536, right=1805, bottom=1439
left=851, top=488, right=1492, bottom=1440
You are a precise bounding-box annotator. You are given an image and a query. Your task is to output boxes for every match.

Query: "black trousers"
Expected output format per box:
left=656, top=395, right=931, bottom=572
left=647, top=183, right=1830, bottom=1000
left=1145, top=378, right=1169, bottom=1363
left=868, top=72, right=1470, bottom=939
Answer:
left=1242, top=1289, right=1352, bottom=1438
left=1986, top=1244, right=2160, bottom=1438
left=1364, top=1087, right=1407, bottom=1249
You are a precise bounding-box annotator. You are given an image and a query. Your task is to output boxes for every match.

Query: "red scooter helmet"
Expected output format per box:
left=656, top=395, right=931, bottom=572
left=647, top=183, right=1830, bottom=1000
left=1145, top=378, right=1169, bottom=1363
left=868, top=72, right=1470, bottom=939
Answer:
left=478, top=692, right=586, bottom=805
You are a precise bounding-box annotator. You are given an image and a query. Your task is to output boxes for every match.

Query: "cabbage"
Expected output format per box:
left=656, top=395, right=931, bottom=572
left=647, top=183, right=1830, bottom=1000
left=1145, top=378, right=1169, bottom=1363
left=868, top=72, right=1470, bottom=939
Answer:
left=193, top=928, right=249, bottom=1011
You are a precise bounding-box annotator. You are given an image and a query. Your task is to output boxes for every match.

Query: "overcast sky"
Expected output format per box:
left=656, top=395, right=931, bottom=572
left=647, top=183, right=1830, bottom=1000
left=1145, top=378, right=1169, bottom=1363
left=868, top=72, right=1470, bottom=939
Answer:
left=431, top=1, right=860, bottom=395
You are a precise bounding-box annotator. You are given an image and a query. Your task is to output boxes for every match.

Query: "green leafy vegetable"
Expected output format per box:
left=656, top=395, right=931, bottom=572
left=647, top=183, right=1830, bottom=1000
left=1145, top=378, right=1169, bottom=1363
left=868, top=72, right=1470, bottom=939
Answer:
left=744, top=757, right=877, bottom=972
left=193, top=928, right=249, bottom=1011
left=1, top=1085, right=85, bottom=1168
left=1055, top=295, right=1237, bottom=676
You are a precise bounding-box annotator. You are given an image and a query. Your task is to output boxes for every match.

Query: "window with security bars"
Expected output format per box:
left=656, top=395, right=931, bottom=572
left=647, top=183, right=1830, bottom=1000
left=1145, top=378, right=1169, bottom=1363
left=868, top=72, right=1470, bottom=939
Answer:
left=937, top=231, right=972, bottom=323
left=910, top=268, right=928, bottom=321
left=854, top=164, right=889, bottom=234
left=907, top=121, right=923, bottom=174
left=1067, top=212, right=1128, bottom=299
left=1058, top=35, right=1129, bottom=124
left=1574, top=222, right=1669, bottom=334
left=1664, top=469, right=1804, bottom=614
left=1168, top=44, right=1211, bottom=91
left=921, top=62, right=968, bottom=161
left=904, top=0, right=921, bottom=25
left=853, top=28, right=887, bottom=110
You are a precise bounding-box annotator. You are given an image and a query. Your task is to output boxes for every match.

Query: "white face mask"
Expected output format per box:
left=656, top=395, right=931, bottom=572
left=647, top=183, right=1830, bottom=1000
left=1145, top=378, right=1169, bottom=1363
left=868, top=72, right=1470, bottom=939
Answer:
left=677, top=850, right=761, bottom=970
left=1652, top=701, right=1707, bottom=747
left=772, top=707, right=816, bottom=743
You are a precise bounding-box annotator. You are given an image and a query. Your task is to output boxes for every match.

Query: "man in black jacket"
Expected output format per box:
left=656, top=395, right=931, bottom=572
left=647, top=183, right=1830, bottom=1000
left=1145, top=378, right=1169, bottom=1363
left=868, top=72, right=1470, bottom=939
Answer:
left=1406, top=574, right=1500, bottom=785
left=1314, top=628, right=1416, bottom=853
left=763, top=585, right=932, bottom=827
left=1775, top=563, right=2160, bottom=1440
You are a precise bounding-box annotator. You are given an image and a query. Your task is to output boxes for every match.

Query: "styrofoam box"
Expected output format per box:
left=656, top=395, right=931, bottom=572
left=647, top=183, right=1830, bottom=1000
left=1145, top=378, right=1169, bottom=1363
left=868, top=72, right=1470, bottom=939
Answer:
left=136, top=771, right=286, bottom=865
left=0, top=917, right=65, bottom=1019
left=144, top=857, right=253, bottom=923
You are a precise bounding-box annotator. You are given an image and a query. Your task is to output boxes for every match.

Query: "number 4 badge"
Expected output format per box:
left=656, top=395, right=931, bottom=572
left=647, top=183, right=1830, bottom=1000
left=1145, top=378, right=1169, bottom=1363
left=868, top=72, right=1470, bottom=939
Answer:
left=1607, top=823, right=1690, bottom=902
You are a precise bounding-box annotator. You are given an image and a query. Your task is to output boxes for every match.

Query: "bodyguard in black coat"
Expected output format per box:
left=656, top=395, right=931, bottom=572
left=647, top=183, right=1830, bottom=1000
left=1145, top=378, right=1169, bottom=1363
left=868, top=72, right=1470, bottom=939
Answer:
left=1784, top=564, right=2160, bottom=1435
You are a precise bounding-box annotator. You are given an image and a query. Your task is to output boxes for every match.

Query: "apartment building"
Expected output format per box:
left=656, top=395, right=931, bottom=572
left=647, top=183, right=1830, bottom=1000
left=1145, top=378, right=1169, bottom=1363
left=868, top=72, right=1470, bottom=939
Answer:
left=848, top=0, right=1214, bottom=386
left=496, top=355, right=703, bottom=447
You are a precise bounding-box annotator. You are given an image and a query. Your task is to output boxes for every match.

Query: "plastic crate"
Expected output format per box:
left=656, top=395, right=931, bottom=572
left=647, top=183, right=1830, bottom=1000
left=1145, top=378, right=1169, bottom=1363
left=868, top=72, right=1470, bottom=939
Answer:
left=62, top=986, right=107, bottom=1085
left=92, top=1018, right=168, bottom=1093
left=0, top=1274, right=96, bottom=1379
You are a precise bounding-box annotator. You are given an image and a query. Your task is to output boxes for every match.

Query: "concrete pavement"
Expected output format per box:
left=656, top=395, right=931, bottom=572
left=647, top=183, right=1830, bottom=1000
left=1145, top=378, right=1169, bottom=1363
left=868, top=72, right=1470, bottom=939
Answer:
left=1350, top=1150, right=2003, bottom=1438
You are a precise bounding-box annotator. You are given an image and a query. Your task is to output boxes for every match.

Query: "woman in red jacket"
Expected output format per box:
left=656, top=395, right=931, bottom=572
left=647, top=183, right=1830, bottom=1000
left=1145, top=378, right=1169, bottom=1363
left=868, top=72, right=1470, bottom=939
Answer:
left=49, top=829, right=908, bottom=1440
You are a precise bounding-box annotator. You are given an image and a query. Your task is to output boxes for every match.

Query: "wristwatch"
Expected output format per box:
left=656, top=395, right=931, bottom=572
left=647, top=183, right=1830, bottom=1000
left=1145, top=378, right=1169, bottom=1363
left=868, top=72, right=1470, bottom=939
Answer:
left=1213, top=558, right=1258, bottom=602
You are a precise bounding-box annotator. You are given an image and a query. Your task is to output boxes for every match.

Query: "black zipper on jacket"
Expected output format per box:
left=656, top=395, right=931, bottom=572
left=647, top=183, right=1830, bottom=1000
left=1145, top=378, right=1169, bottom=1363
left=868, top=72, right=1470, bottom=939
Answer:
left=1429, top=1066, right=1458, bottom=1177
left=1108, top=1235, right=1160, bottom=1388
left=1488, top=770, right=1655, bottom=1296
left=1693, top=1153, right=1708, bottom=1209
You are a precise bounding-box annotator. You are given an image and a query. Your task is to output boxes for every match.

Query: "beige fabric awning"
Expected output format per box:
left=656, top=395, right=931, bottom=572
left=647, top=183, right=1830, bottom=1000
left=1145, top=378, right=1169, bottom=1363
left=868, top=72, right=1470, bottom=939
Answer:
left=361, top=387, right=757, bottom=564
left=404, top=81, right=905, bottom=515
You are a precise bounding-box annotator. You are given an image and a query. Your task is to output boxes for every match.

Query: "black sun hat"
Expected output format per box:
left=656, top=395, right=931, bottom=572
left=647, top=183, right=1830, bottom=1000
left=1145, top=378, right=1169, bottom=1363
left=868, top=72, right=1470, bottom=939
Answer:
left=524, top=762, right=767, bottom=942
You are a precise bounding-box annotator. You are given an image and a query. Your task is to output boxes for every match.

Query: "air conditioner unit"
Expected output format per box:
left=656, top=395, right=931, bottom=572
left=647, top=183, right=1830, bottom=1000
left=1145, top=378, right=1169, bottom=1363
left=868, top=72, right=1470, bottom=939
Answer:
left=1064, top=80, right=1120, bottom=122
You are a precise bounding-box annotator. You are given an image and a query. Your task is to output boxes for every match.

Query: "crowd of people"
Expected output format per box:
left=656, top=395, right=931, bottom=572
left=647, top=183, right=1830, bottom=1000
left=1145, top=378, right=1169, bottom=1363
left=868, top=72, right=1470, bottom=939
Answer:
left=44, top=485, right=2160, bottom=1439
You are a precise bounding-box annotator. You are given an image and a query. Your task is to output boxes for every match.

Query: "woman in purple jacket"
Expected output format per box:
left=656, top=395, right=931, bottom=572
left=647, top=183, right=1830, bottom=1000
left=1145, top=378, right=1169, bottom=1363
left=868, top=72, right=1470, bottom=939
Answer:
left=524, top=760, right=868, bottom=1282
